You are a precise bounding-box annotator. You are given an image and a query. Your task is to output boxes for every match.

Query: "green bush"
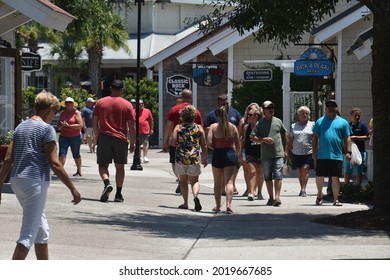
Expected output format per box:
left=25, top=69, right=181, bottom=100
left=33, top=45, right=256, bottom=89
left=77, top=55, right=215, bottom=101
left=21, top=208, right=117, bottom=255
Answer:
left=0, top=130, right=14, bottom=145
left=340, top=182, right=374, bottom=205
left=122, top=77, right=159, bottom=120
left=59, top=87, right=97, bottom=110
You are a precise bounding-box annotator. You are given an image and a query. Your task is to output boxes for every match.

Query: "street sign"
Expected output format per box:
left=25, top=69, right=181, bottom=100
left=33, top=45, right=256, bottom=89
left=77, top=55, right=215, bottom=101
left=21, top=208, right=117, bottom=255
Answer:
left=21, top=52, right=41, bottom=71
left=243, top=69, right=272, bottom=81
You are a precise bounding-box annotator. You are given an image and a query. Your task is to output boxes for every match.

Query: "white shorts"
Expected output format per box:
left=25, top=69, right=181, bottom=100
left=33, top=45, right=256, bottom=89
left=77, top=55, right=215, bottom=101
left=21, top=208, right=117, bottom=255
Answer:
left=175, top=162, right=201, bottom=176
left=10, top=177, right=50, bottom=249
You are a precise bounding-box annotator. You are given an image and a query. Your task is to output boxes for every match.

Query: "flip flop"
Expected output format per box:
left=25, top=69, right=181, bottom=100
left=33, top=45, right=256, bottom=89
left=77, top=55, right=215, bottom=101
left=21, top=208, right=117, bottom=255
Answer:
left=315, top=197, right=323, bottom=205
left=194, top=197, right=202, bottom=212
left=333, top=200, right=343, bottom=206
left=212, top=207, right=221, bottom=212
left=225, top=207, right=233, bottom=214
left=178, top=204, right=188, bottom=209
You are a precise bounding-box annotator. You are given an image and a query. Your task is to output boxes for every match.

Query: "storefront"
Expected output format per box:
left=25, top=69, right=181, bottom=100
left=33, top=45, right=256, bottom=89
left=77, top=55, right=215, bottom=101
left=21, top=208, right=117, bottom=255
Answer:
left=0, top=0, right=75, bottom=134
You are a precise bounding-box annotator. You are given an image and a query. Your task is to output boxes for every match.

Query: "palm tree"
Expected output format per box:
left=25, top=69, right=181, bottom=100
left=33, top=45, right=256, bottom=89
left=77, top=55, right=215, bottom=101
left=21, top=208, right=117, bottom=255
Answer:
left=53, top=0, right=130, bottom=96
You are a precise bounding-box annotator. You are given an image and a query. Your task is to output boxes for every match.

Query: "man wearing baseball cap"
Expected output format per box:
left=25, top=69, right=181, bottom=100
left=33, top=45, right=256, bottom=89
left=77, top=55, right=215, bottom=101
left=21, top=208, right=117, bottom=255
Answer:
left=93, top=80, right=136, bottom=202
left=81, top=97, right=96, bottom=153
left=250, top=100, right=288, bottom=207
left=312, top=99, right=352, bottom=206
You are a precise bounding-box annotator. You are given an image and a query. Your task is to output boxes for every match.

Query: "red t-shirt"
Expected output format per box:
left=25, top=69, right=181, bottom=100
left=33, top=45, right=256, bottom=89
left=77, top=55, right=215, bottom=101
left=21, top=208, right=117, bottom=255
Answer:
left=137, top=108, right=153, bottom=134
left=59, top=109, right=81, bottom=137
left=166, top=102, right=203, bottom=127
left=93, top=96, right=135, bottom=142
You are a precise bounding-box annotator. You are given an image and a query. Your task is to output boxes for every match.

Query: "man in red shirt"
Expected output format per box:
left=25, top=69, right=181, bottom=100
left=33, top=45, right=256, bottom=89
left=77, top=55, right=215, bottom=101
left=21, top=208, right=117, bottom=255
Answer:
left=163, top=89, right=203, bottom=193
left=136, top=99, right=154, bottom=163
left=92, top=80, right=136, bottom=203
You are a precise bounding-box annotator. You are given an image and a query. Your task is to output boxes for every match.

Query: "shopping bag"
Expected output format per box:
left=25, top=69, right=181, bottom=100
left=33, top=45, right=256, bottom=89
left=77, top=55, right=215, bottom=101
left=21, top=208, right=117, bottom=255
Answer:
left=350, top=142, right=362, bottom=166
left=283, top=159, right=292, bottom=176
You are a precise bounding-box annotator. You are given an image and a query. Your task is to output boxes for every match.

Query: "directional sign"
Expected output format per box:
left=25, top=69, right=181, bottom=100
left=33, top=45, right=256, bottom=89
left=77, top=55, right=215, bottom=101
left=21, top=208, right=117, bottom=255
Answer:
left=243, top=69, right=272, bottom=81
left=21, top=52, right=41, bottom=71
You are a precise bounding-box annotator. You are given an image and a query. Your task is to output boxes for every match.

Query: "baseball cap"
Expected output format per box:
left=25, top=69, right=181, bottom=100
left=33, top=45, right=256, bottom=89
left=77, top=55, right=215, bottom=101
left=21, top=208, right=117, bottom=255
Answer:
left=262, top=100, right=274, bottom=108
left=325, top=99, right=338, bottom=107
left=86, top=97, right=95, bottom=103
left=130, top=99, right=136, bottom=103
left=111, top=79, right=124, bottom=89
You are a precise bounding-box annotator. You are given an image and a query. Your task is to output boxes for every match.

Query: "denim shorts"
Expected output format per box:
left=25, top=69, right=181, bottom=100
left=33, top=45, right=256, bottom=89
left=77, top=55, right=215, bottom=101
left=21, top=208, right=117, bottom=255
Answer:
left=261, top=157, right=284, bottom=181
left=59, top=134, right=82, bottom=159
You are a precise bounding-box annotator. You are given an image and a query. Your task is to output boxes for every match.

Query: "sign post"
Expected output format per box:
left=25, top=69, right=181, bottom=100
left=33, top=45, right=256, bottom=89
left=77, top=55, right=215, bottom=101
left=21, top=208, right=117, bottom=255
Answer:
left=21, top=52, right=41, bottom=72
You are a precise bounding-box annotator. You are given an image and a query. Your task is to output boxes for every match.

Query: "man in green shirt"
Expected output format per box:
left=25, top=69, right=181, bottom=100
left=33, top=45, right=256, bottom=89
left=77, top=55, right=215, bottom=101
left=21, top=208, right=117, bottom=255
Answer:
left=250, top=101, right=288, bottom=206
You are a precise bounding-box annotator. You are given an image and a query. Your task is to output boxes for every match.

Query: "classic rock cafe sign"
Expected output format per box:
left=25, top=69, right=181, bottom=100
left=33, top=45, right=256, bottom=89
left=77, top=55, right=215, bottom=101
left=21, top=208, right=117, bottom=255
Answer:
left=166, top=74, right=191, bottom=97
left=294, top=47, right=334, bottom=76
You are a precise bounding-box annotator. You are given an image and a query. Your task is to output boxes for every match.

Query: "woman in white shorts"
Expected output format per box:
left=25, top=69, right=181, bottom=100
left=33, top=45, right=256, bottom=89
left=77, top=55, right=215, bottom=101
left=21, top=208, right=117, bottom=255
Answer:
left=170, top=105, right=208, bottom=211
left=0, top=91, right=81, bottom=260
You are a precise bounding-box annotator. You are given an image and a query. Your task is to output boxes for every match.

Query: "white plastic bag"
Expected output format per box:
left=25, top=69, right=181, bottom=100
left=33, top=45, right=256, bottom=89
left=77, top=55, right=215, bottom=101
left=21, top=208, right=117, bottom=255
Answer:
left=283, top=159, right=292, bottom=176
left=350, top=142, right=362, bottom=166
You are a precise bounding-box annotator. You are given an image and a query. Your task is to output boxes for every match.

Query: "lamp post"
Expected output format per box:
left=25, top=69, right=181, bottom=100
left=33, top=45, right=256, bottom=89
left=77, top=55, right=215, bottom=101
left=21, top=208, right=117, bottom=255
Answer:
left=130, top=0, right=170, bottom=171
left=130, top=0, right=144, bottom=171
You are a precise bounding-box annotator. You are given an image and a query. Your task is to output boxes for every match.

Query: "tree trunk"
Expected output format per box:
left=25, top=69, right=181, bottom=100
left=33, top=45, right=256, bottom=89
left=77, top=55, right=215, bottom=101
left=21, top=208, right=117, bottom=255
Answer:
left=87, top=47, right=103, bottom=97
left=371, top=0, right=390, bottom=214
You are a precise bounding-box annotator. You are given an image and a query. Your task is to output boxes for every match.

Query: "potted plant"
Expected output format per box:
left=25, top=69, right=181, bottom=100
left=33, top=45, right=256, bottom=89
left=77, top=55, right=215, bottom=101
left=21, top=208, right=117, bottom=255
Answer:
left=0, top=130, right=14, bottom=161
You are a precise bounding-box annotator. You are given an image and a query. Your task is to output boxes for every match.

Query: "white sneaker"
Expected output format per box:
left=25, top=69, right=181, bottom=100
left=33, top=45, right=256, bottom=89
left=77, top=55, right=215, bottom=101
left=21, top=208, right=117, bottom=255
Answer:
left=143, top=157, right=149, bottom=163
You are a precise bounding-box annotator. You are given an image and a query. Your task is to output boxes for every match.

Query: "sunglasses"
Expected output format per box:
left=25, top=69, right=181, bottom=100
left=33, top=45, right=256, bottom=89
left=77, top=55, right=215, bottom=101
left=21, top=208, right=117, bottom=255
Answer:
left=65, top=101, right=73, bottom=104
left=264, top=107, right=274, bottom=110
left=139, top=103, right=144, bottom=105
left=248, top=113, right=258, bottom=117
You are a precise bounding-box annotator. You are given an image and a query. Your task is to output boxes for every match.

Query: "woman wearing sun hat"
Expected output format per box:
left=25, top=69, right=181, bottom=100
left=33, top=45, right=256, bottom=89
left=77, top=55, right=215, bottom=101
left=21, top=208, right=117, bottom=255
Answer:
left=57, top=97, right=83, bottom=176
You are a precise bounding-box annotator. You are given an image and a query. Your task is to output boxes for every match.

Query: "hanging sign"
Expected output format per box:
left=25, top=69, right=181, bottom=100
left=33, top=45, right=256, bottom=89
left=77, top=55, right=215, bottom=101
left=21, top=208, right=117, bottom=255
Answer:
left=192, top=65, right=224, bottom=86
left=243, top=69, right=272, bottom=81
left=166, top=74, right=191, bottom=97
left=294, top=47, right=334, bottom=77
left=21, top=52, right=41, bottom=71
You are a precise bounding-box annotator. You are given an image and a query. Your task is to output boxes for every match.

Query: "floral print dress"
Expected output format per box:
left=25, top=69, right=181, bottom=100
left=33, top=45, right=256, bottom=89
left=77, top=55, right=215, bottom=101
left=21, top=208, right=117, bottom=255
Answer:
left=175, top=123, right=201, bottom=165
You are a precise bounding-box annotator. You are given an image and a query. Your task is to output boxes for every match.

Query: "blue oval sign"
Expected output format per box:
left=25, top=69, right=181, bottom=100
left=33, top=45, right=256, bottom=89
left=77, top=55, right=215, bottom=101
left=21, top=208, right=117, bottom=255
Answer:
left=294, top=59, right=334, bottom=77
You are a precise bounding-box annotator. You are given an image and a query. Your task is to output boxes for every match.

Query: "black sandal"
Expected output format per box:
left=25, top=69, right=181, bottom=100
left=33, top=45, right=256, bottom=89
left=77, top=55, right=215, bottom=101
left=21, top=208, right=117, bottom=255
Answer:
left=73, top=172, right=82, bottom=176
left=315, top=197, right=323, bottom=205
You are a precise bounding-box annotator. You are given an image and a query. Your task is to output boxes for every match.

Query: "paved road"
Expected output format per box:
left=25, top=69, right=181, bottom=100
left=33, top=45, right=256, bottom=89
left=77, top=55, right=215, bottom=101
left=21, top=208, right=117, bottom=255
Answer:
left=1, top=144, right=389, bottom=260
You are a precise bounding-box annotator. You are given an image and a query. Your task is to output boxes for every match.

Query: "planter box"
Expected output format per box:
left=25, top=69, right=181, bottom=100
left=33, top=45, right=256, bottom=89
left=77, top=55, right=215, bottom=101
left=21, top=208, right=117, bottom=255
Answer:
left=0, top=145, right=10, bottom=183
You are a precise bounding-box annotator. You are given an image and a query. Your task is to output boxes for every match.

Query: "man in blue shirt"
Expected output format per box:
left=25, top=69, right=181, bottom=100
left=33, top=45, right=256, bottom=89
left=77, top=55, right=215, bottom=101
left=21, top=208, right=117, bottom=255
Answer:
left=204, top=94, right=242, bottom=195
left=312, top=99, right=352, bottom=206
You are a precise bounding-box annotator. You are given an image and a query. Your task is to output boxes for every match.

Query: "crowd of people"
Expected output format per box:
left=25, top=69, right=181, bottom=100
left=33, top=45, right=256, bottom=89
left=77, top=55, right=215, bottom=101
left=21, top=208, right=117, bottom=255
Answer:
left=0, top=79, right=372, bottom=259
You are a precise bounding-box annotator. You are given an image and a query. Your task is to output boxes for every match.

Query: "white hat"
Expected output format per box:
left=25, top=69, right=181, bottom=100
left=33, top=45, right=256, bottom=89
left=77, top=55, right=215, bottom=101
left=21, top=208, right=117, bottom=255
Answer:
left=86, top=97, right=95, bottom=103
left=262, top=100, right=274, bottom=108
left=60, top=97, right=78, bottom=107
left=130, top=99, right=136, bottom=103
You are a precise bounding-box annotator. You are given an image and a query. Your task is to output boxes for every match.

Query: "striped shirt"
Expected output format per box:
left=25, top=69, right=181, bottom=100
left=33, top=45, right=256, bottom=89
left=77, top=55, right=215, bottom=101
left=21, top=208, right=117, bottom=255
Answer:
left=11, top=119, right=56, bottom=181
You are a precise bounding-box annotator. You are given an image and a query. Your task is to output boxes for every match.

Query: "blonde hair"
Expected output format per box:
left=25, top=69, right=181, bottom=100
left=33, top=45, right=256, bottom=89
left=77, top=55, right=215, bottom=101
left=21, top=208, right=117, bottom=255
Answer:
left=35, top=90, right=60, bottom=112
left=180, top=105, right=196, bottom=124
left=244, top=103, right=262, bottom=119
left=217, top=106, right=232, bottom=138
left=297, top=105, right=310, bottom=115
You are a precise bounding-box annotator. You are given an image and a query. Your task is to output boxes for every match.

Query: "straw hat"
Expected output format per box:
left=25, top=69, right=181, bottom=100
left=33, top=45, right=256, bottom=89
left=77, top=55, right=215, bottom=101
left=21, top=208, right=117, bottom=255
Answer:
left=60, top=97, right=78, bottom=107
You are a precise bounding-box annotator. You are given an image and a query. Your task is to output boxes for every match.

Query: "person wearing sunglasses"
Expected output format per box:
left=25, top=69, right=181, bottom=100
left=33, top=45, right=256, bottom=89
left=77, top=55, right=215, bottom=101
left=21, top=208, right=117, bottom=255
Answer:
left=135, top=99, right=154, bottom=163
left=58, top=97, right=83, bottom=177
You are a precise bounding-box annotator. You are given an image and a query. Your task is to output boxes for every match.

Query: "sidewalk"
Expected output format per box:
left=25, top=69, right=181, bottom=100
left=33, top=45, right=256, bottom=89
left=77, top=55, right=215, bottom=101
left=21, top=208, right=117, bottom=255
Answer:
left=1, top=144, right=389, bottom=260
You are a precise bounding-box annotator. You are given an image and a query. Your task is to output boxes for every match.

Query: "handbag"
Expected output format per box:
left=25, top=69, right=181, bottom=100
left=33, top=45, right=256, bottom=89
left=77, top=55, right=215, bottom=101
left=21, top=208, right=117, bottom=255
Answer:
left=350, top=142, right=362, bottom=166
left=283, top=158, right=292, bottom=176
